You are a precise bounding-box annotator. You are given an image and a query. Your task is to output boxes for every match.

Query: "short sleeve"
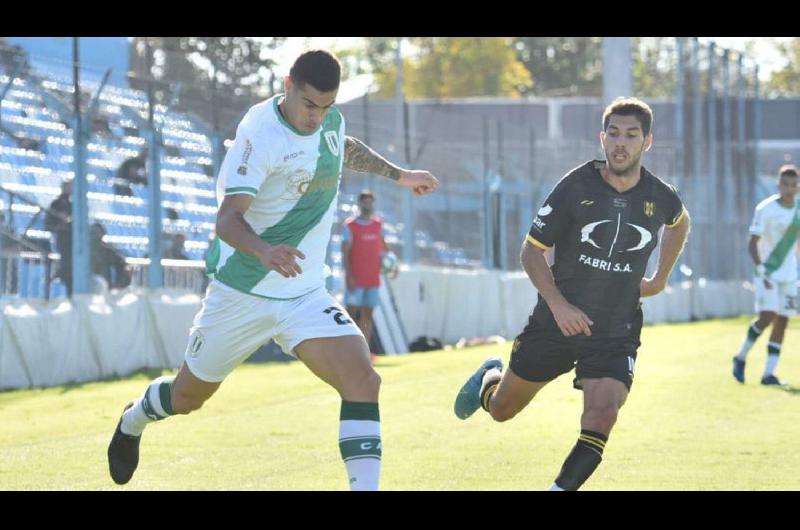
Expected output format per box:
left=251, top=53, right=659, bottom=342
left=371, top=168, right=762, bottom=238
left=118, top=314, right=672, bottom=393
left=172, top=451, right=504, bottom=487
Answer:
left=219, top=121, right=271, bottom=197
left=527, top=177, right=573, bottom=249
left=749, top=204, right=765, bottom=236
left=663, top=184, right=685, bottom=228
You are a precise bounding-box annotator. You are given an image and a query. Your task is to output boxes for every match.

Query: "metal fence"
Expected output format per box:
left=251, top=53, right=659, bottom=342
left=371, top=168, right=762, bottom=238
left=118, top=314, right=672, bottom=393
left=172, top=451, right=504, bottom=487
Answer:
left=0, top=38, right=780, bottom=302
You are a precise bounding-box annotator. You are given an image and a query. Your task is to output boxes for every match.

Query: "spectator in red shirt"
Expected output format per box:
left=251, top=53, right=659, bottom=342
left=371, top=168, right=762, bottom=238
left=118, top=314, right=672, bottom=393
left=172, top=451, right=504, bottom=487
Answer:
left=342, top=190, right=388, bottom=349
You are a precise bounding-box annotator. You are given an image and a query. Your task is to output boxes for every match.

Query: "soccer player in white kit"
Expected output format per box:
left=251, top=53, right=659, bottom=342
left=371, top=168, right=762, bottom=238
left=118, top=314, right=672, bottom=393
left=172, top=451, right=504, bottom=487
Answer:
left=733, top=165, right=800, bottom=386
left=107, top=50, right=439, bottom=489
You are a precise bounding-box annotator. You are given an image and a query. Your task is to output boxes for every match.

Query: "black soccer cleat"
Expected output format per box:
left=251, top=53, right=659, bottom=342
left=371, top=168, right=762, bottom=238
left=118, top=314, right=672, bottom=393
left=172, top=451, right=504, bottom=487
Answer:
left=108, top=402, right=141, bottom=485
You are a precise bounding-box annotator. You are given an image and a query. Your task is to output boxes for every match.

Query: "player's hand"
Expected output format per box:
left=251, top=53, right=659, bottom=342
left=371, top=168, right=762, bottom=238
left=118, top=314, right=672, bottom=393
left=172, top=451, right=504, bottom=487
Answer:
left=640, top=276, right=667, bottom=297
left=257, top=244, right=305, bottom=278
left=398, top=170, right=439, bottom=196
left=550, top=300, right=593, bottom=337
left=763, top=277, right=773, bottom=289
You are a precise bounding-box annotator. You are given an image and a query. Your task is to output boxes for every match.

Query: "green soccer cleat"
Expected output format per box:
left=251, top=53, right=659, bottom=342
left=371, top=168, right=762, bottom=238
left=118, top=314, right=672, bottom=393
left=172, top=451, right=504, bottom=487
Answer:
left=454, top=357, right=503, bottom=419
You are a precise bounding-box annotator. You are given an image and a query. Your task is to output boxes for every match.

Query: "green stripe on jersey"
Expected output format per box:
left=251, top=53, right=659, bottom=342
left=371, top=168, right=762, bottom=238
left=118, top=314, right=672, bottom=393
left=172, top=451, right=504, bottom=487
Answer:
left=225, top=186, right=259, bottom=196
left=205, top=236, right=221, bottom=275
left=764, top=201, right=800, bottom=274
left=216, top=108, right=343, bottom=293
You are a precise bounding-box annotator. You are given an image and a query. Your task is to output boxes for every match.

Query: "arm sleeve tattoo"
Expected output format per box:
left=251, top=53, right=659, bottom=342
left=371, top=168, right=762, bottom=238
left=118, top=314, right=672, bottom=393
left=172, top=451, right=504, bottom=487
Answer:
left=343, top=135, right=402, bottom=180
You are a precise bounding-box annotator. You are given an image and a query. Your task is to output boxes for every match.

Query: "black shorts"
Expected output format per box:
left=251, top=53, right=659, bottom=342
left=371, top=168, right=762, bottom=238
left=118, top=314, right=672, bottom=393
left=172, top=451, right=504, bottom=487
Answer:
left=509, top=311, right=642, bottom=391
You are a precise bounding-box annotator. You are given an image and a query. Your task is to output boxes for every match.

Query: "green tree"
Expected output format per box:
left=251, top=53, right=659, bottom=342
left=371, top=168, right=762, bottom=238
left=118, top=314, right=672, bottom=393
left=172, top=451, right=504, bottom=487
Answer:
left=129, top=37, right=286, bottom=133
left=768, top=38, right=800, bottom=96
left=364, top=37, right=532, bottom=99
left=513, top=37, right=603, bottom=97
left=130, top=37, right=285, bottom=98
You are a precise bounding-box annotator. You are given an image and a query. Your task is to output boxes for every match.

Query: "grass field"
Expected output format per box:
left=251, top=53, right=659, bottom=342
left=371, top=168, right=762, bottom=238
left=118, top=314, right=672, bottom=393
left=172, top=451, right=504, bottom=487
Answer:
left=2, top=316, right=800, bottom=490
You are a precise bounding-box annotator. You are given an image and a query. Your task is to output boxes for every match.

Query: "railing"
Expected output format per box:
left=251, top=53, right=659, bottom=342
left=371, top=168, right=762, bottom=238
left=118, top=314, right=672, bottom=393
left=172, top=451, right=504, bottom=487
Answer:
left=127, top=257, right=207, bottom=293
left=0, top=252, right=208, bottom=300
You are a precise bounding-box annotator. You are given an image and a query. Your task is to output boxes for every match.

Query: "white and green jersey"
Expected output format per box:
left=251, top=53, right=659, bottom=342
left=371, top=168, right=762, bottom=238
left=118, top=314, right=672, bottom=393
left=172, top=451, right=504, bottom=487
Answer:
left=206, top=94, right=345, bottom=299
left=749, top=194, right=800, bottom=282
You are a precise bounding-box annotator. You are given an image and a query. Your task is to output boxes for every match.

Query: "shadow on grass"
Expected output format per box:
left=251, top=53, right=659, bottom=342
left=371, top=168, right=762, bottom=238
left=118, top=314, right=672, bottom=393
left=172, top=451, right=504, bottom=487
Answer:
left=775, top=384, right=800, bottom=395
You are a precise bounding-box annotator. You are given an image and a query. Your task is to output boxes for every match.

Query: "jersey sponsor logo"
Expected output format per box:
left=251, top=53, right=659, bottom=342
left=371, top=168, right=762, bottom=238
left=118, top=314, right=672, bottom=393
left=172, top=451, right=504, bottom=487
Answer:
left=613, top=198, right=628, bottom=209
left=578, top=254, right=633, bottom=272
left=324, top=131, right=340, bottom=156
left=532, top=216, right=546, bottom=229
left=644, top=200, right=655, bottom=217
left=237, top=139, right=254, bottom=176
left=241, top=139, right=253, bottom=165
left=538, top=204, right=553, bottom=216
left=283, top=150, right=305, bottom=162
left=580, top=218, right=652, bottom=253
left=580, top=200, right=594, bottom=206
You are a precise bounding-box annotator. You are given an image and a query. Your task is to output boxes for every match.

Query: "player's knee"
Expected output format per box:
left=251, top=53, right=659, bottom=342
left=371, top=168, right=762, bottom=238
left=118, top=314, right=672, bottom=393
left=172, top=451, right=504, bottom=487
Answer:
left=171, top=389, right=207, bottom=415
left=342, top=367, right=381, bottom=401
left=488, top=400, right=518, bottom=422
left=362, top=369, right=381, bottom=395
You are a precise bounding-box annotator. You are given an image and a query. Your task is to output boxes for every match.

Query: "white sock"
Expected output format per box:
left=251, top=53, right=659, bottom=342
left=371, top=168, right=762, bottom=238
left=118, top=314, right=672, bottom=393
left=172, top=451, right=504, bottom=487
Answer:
left=339, top=401, right=381, bottom=491
left=764, top=342, right=781, bottom=377
left=549, top=482, right=565, bottom=491
left=120, top=375, right=175, bottom=436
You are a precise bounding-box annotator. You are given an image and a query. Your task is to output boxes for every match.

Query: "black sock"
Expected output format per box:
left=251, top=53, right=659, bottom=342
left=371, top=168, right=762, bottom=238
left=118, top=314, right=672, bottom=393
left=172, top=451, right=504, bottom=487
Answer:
left=554, top=430, right=608, bottom=491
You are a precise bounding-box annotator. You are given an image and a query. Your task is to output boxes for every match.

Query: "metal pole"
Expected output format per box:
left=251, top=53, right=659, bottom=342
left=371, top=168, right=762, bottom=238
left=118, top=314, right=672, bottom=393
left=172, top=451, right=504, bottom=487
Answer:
left=753, top=65, right=761, bottom=185
left=71, top=37, right=90, bottom=295
left=498, top=121, right=507, bottom=269
left=707, top=42, right=718, bottom=279
left=482, top=116, right=492, bottom=269
left=363, top=90, right=373, bottom=189
left=692, top=38, right=701, bottom=188
left=395, top=38, right=414, bottom=264
left=737, top=54, right=748, bottom=280
left=675, top=37, right=685, bottom=188
left=722, top=49, right=733, bottom=279
left=145, top=39, right=163, bottom=288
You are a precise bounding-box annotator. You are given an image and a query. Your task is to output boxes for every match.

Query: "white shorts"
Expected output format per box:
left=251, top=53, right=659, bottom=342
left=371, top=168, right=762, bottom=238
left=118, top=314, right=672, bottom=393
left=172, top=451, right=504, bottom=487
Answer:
left=754, top=277, right=798, bottom=316
left=184, top=280, right=364, bottom=382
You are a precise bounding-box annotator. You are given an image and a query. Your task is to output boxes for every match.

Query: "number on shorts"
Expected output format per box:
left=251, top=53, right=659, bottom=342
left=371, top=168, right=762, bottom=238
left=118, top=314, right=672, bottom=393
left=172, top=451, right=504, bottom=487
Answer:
left=323, top=306, right=353, bottom=325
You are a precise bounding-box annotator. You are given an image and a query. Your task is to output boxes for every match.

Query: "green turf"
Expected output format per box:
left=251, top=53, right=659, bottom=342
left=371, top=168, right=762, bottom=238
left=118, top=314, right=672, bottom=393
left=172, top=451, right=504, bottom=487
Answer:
left=2, top=316, right=799, bottom=490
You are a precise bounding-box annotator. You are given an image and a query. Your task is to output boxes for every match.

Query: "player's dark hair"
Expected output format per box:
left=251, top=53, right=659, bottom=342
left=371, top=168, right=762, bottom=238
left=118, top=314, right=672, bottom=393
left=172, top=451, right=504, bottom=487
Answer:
left=358, top=190, right=375, bottom=201
left=778, top=164, right=799, bottom=179
left=289, top=50, right=341, bottom=92
left=602, top=97, right=654, bottom=137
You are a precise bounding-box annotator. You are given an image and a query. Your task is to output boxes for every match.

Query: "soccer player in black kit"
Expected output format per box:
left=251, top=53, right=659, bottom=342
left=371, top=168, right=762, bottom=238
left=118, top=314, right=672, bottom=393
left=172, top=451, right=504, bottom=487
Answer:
left=454, top=97, right=691, bottom=490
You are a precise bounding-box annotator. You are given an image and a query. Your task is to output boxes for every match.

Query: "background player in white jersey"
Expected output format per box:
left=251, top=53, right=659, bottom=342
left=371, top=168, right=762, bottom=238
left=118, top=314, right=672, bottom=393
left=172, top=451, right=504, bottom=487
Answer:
left=107, top=50, right=439, bottom=490
left=733, top=165, right=800, bottom=386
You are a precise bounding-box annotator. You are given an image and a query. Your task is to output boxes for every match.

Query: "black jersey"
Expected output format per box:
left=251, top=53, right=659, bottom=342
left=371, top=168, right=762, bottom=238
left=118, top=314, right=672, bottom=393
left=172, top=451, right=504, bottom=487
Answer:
left=527, top=160, right=685, bottom=338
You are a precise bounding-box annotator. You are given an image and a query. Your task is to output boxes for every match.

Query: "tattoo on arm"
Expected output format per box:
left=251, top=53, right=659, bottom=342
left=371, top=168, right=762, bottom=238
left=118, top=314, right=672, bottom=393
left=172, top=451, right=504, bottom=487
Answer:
left=344, top=135, right=402, bottom=180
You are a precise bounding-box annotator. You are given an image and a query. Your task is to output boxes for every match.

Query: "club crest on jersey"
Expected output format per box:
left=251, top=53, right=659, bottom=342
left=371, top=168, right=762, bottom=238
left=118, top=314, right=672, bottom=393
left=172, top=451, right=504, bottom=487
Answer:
left=324, top=131, right=340, bottom=156
left=189, top=331, right=205, bottom=358
left=644, top=201, right=655, bottom=217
